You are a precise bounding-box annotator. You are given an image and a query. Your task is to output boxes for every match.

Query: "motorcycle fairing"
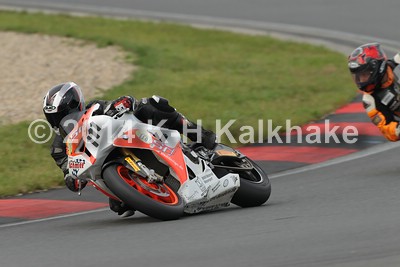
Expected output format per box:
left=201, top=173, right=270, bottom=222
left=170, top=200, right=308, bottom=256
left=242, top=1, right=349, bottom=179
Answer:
left=179, top=169, right=240, bottom=214
left=113, top=127, right=189, bottom=185
left=65, top=105, right=103, bottom=179
left=65, top=109, right=242, bottom=214
left=180, top=154, right=240, bottom=214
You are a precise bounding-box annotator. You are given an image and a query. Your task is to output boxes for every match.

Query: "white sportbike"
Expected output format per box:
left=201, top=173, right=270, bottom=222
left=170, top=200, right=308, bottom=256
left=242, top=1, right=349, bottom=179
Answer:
left=63, top=104, right=271, bottom=220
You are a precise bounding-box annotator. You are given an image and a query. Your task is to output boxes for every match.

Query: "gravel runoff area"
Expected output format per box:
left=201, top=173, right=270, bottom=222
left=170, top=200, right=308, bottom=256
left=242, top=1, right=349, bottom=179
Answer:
left=0, top=31, right=135, bottom=125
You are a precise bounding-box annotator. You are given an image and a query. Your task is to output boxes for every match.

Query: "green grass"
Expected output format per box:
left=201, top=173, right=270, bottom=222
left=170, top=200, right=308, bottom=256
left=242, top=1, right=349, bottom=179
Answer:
left=0, top=11, right=356, bottom=196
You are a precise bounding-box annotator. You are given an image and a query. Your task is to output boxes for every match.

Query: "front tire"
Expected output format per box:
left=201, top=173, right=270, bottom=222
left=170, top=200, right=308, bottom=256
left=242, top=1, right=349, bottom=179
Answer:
left=231, top=158, right=271, bottom=207
left=103, top=164, right=184, bottom=221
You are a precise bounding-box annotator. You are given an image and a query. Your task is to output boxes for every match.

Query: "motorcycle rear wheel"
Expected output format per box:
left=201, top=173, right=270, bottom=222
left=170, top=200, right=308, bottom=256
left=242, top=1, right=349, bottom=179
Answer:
left=103, top=164, right=184, bottom=221
left=230, top=158, right=271, bottom=207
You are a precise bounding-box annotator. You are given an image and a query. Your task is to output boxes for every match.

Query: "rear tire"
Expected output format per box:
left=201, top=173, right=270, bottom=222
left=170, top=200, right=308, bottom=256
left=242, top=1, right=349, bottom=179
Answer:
left=103, top=164, right=184, bottom=221
left=231, top=159, right=271, bottom=207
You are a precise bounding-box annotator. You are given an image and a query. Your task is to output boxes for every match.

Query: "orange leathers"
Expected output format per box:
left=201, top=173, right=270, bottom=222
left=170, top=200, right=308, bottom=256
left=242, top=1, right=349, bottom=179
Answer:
left=362, top=67, right=400, bottom=141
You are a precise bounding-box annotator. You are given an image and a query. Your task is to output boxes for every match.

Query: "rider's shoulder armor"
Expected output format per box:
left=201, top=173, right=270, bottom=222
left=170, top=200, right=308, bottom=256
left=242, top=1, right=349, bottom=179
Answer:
left=374, top=86, right=400, bottom=112
left=390, top=59, right=400, bottom=84
left=373, top=63, right=400, bottom=115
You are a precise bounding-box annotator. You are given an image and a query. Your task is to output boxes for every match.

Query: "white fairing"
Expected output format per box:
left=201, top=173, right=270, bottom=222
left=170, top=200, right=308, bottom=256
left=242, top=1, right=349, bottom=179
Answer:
left=179, top=155, right=240, bottom=214
left=67, top=110, right=141, bottom=198
left=67, top=109, right=240, bottom=212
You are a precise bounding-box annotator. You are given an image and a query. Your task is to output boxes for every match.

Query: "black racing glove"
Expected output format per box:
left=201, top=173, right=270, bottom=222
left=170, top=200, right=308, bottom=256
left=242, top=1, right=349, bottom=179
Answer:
left=64, top=174, right=87, bottom=192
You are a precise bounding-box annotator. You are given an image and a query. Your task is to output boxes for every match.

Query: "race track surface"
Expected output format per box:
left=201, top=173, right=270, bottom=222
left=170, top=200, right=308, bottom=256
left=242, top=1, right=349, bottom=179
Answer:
left=2, top=143, right=400, bottom=267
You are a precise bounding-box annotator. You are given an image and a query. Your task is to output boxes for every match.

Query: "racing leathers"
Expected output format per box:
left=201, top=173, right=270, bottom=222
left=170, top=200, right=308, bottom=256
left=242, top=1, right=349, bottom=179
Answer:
left=362, top=60, right=400, bottom=141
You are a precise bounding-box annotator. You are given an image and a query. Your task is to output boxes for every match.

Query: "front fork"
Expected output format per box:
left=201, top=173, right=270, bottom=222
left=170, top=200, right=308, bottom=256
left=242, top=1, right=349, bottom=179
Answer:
left=120, top=148, right=164, bottom=184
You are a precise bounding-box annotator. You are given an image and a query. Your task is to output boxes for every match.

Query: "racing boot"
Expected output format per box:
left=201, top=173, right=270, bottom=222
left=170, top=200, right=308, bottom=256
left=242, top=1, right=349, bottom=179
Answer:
left=109, top=198, right=135, bottom=218
left=185, top=121, right=217, bottom=150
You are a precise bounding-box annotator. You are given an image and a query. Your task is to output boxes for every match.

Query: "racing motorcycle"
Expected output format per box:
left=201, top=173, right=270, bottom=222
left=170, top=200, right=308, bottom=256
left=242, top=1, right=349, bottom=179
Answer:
left=62, top=103, right=271, bottom=220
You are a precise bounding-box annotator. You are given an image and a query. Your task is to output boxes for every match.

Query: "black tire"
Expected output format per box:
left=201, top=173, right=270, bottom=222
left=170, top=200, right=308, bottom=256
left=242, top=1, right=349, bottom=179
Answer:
left=103, top=164, right=184, bottom=221
left=231, top=158, right=271, bottom=207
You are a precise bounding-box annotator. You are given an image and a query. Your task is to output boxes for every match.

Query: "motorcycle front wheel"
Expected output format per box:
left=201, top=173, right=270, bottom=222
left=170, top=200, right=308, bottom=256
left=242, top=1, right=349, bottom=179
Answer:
left=103, top=164, right=184, bottom=221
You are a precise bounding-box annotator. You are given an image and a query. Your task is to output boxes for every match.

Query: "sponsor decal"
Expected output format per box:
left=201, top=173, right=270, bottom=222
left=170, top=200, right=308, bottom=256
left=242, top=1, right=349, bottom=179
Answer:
left=44, top=105, right=56, bottom=112
left=69, top=126, right=82, bottom=142
left=201, top=172, right=214, bottom=183
left=195, top=177, right=208, bottom=193
left=381, top=91, right=395, bottom=106
left=136, top=129, right=152, bottom=144
left=150, top=138, right=176, bottom=156
left=223, top=179, right=229, bottom=187
left=211, top=181, right=221, bottom=192
left=232, top=175, right=239, bottom=184
left=69, top=159, right=86, bottom=177
left=69, top=159, right=85, bottom=169
left=72, top=169, right=79, bottom=177
left=125, top=157, right=140, bottom=172
left=348, top=62, right=360, bottom=69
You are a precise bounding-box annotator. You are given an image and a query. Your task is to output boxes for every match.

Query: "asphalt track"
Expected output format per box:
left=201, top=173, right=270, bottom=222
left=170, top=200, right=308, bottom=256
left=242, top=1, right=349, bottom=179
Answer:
left=1, top=1, right=400, bottom=267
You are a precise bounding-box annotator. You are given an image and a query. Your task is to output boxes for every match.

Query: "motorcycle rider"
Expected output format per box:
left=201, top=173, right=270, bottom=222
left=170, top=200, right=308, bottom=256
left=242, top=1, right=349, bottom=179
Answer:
left=43, top=81, right=216, bottom=217
left=347, top=43, right=400, bottom=141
